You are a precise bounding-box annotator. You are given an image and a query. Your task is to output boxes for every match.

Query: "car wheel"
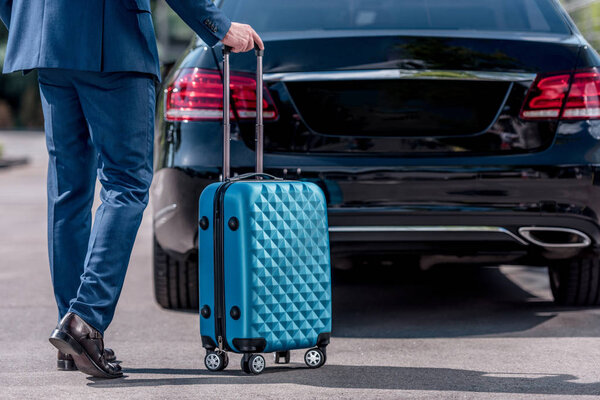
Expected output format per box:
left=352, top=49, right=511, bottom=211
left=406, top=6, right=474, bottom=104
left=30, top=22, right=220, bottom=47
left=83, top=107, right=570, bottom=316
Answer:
left=153, top=235, right=199, bottom=310
left=548, top=256, right=600, bottom=306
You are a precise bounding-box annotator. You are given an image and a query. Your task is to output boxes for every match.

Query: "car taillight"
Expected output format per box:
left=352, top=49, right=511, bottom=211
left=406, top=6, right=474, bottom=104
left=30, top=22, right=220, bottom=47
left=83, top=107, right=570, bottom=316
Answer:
left=520, top=69, right=600, bottom=120
left=165, top=68, right=278, bottom=122
left=563, top=71, right=600, bottom=119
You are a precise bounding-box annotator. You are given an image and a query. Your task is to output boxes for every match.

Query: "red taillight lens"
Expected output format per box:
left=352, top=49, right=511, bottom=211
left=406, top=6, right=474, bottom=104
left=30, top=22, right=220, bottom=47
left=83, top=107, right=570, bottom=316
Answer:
left=563, top=71, right=600, bottom=119
left=520, top=74, right=570, bottom=120
left=165, top=68, right=278, bottom=122
left=520, top=69, right=600, bottom=121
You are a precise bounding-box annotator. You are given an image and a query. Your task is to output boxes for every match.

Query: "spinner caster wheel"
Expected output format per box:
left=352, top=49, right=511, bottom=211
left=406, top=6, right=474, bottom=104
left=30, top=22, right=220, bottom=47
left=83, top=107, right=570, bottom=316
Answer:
left=248, top=354, right=266, bottom=374
left=274, top=350, right=291, bottom=364
left=240, top=353, right=251, bottom=374
left=241, top=353, right=265, bottom=375
left=304, top=348, right=326, bottom=369
left=204, top=351, right=227, bottom=372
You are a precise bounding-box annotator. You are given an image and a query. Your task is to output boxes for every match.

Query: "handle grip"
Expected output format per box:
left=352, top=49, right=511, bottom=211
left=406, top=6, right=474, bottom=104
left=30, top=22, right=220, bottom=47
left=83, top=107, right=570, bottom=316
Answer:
left=222, top=43, right=263, bottom=56
left=254, top=43, right=264, bottom=57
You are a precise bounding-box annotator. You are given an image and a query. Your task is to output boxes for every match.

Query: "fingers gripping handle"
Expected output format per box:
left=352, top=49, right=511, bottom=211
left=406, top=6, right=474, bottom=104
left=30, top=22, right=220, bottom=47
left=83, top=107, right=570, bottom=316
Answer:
left=221, top=43, right=264, bottom=180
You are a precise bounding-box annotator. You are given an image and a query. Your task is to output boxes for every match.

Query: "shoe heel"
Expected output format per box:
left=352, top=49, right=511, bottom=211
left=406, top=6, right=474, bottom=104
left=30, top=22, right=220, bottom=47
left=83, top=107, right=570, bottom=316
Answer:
left=57, top=358, right=77, bottom=371
left=49, top=330, right=84, bottom=356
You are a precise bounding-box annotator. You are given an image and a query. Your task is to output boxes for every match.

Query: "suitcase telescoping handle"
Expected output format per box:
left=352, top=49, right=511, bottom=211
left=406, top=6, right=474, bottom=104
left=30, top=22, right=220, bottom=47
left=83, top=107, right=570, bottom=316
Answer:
left=222, top=43, right=264, bottom=181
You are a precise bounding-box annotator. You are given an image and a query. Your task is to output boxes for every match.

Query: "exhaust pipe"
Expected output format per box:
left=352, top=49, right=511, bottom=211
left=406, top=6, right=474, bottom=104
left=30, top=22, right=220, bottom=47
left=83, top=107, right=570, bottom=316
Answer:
left=518, top=227, right=591, bottom=248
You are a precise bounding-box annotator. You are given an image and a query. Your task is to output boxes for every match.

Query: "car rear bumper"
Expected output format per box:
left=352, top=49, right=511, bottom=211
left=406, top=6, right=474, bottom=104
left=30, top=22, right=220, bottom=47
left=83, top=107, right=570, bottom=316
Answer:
left=327, top=209, right=600, bottom=262
left=151, top=162, right=600, bottom=264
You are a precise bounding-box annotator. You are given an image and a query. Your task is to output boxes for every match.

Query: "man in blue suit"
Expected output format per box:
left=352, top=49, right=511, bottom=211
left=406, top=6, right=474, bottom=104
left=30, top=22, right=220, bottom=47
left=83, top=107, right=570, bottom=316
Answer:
left=0, top=0, right=262, bottom=379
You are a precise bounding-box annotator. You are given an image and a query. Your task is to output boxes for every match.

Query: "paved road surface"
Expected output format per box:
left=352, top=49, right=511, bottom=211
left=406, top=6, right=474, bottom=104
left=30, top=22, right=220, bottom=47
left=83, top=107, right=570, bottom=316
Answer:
left=1, top=131, right=600, bottom=399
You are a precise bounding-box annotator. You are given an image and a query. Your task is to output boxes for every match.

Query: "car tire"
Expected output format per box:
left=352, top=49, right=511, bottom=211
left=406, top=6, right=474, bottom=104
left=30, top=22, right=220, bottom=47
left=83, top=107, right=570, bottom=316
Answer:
left=154, top=236, right=199, bottom=310
left=548, top=256, right=600, bottom=306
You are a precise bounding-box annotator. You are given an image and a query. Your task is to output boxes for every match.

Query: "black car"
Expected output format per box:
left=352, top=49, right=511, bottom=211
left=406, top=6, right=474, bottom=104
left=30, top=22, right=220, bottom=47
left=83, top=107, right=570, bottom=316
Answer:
left=152, top=0, right=600, bottom=310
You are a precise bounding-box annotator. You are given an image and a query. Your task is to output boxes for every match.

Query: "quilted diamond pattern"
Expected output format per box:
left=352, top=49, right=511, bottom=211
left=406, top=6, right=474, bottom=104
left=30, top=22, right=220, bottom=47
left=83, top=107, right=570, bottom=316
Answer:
left=249, top=183, right=331, bottom=350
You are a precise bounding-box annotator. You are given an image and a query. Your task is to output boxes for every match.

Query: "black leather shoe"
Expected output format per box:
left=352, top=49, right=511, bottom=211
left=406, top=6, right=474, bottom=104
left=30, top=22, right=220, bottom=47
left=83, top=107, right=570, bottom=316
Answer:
left=57, top=348, right=117, bottom=371
left=49, top=313, right=122, bottom=378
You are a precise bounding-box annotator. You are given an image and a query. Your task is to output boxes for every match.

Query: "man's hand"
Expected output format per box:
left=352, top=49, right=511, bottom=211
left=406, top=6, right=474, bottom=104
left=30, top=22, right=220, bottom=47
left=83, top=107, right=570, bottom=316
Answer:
left=222, top=22, right=264, bottom=53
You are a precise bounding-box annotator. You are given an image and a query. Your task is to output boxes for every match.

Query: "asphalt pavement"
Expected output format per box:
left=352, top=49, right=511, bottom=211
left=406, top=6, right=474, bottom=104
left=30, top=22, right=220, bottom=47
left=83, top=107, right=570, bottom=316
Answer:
left=1, top=130, right=600, bottom=399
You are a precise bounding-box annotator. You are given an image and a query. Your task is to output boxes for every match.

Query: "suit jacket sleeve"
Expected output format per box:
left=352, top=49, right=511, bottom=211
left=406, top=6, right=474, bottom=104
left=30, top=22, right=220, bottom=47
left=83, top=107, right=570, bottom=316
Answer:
left=0, top=0, right=12, bottom=29
left=165, top=0, right=231, bottom=47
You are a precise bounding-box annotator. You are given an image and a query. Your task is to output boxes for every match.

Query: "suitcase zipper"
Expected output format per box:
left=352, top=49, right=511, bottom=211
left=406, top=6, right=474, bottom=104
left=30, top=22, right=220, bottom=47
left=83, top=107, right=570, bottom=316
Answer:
left=213, top=181, right=234, bottom=351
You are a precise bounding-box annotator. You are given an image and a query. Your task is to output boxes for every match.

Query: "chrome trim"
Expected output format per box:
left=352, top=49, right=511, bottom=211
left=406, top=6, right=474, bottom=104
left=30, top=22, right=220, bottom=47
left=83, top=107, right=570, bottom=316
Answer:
left=518, top=227, right=592, bottom=248
left=328, top=225, right=528, bottom=245
left=264, top=69, right=537, bottom=83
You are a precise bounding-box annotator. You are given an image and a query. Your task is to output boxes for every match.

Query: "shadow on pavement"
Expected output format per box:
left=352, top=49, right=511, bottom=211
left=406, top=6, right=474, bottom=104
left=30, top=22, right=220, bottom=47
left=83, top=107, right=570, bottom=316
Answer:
left=0, top=157, right=28, bottom=169
left=88, top=365, right=600, bottom=395
left=331, top=264, right=598, bottom=338
left=85, top=265, right=600, bottom=394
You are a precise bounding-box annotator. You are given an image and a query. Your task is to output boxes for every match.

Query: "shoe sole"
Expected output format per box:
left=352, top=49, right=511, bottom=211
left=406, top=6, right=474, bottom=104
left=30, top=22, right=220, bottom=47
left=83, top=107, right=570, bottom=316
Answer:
left=49, top=330, right=122, bottom=379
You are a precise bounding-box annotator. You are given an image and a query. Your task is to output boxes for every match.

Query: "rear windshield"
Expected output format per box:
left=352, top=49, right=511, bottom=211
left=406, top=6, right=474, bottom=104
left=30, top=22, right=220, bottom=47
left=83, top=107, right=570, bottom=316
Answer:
left=220, top=0, right=571, bottom=35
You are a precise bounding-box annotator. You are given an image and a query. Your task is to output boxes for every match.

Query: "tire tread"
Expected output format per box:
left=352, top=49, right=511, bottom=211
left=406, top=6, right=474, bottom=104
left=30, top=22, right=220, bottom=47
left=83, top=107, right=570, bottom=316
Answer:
left=153, top=236, right=199, bottom=310
left=549, top=256, right=600, bottom=306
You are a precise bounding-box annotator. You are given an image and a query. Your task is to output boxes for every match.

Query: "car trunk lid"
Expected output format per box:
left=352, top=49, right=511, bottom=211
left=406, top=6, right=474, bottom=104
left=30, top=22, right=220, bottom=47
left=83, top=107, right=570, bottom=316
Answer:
left=223, top=32, right=582, bottom=155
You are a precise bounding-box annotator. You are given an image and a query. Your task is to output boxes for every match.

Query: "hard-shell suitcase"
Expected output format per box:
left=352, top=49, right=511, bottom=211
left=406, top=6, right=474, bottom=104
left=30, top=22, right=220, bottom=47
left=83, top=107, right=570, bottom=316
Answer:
left=198, top=44, right=332, bottom=375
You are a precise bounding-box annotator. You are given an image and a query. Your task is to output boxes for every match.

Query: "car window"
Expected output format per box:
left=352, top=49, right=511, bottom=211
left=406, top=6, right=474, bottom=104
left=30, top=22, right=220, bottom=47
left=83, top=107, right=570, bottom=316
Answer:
left=220, top=0, right=570, bottom=35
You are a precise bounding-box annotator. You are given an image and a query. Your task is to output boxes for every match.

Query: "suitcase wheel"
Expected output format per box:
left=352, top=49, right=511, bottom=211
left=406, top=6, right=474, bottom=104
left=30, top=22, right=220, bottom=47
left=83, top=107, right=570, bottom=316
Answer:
left=205, top=351, right=228, bottom=372
left=241, top=353, right=265, bottom=375
left=304, top=348, right=326, bottom=369
left=274, top=351, right=291, bottom=364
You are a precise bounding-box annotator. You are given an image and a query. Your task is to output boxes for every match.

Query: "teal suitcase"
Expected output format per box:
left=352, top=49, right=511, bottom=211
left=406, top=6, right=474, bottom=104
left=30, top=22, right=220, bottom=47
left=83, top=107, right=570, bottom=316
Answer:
left=198, top=45, right=332, bottom=375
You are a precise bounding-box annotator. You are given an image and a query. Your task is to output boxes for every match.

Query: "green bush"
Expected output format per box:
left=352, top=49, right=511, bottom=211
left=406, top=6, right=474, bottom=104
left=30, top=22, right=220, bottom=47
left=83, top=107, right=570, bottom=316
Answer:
left=561, top=0, right=600, bottom=50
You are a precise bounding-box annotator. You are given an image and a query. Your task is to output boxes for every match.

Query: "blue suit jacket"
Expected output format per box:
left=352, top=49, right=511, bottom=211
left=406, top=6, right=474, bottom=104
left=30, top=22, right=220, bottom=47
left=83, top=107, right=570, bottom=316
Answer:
left=0, top=0, right=230, bottom=80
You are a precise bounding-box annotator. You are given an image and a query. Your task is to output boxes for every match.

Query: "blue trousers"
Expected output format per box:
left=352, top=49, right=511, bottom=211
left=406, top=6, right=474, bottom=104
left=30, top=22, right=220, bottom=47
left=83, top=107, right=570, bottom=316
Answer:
left=38, top=69, right=156, bottom=334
